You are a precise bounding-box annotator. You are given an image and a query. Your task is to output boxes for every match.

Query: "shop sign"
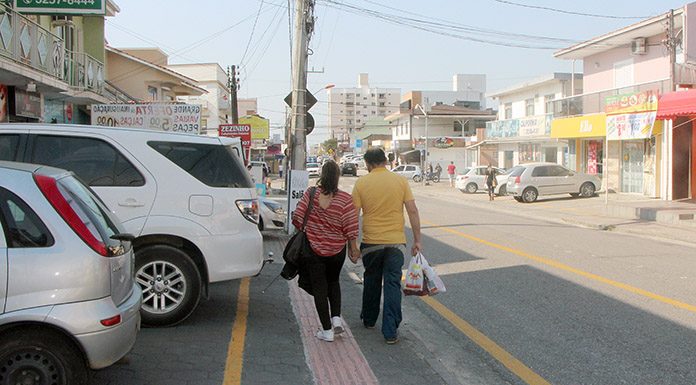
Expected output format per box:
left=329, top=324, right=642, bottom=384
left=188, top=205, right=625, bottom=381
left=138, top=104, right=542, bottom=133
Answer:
left=486, top=119, right=519, bottom=138
left=587, top=141, right=599, bottom=175
left=219, top=124, right=252, bottom=161
left=15, top=0, right=106, bottom=15
left=238, top=114, right=270, bottom=140
left=606, top=112, right=663, bottom=140
left=14, top=89, right=41, bottom=119
left=605, top=90, right=658, bottom=115
left=518, top=115, right=550, bottom=137
left=550, top=113, right=607, bottom=138
left=91, top=104, right=201, bottom=134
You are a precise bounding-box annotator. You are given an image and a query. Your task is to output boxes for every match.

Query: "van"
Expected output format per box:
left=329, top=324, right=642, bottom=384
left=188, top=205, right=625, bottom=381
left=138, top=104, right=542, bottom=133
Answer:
left=0, top=124, right=264, bottom=326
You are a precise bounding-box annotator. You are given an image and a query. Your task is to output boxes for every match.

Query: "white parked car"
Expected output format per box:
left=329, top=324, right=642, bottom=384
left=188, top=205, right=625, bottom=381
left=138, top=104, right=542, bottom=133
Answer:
left=391, top=164, right=422, bottom=181
left=455, top=166, right=508, bottom=195
left=0, top=162, right=141, bottom=383
left=307, top=162, right=321, bottom=177
left=506, top=162, right=601, bottom=203
left=258, top=197, right=286, bottom=231
left=0, top=124, right=265, bottom=327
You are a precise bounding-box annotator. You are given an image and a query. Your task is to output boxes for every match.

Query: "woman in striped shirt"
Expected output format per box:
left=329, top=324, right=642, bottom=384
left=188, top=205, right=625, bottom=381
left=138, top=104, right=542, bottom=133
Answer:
left=292, top=161, right=360, bottom=342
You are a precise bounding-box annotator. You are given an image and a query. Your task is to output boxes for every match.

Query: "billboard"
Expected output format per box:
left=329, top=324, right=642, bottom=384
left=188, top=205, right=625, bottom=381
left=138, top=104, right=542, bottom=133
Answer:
left=15, top=0, right=106, bottom=15
left=219, top=124, right=252, bottom=162
left=91, top=104, right=202, bottom=134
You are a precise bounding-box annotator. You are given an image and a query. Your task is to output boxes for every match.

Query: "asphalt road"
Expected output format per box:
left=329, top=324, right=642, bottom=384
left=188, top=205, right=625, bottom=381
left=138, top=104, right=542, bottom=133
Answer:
left=95, top=175, right=696, bottom=385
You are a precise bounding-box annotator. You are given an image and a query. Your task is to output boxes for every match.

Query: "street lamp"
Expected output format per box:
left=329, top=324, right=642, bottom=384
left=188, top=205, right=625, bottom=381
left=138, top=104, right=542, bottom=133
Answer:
left=415, top=102, right=431, bottom=186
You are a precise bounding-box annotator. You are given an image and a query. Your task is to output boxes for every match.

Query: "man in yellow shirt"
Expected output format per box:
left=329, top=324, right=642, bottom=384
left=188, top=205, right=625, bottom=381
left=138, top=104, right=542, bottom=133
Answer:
left=351, top=148, right=421, bottom=344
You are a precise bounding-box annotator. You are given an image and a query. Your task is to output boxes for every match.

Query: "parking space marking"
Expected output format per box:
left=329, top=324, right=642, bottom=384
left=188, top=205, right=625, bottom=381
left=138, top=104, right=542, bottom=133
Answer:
left=223, top=277, right=250, bottom=385
left=421, top=295, right=552, bottom=385
left=289, top=280, right=379, bottom=385
left=423, top=219, right=696, bottom=314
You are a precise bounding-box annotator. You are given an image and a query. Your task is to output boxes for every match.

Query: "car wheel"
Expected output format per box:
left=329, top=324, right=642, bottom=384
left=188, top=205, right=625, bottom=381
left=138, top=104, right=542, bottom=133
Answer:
left=0, top=329, right=88, bottom=385
left=497, top=184, right=507, bottom=196
left=570, top=193, right=580, bottom=198
left=522, top=187, right=538, bottom=203
left=580, top=182, right=596, bottom=197
left=466, top=183, right=478, bottom=194
left=258, top=217, right=264, bottom=231
left=514, top=196, right=523, bottom=202
left=136, top=245, right=202, bottom=327
left=413, top=175, right=422, bottom=183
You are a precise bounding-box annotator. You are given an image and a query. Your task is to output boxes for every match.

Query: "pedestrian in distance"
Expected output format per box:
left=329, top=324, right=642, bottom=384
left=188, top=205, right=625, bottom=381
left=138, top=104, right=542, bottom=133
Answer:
left=291, top=161, right=360, bottom=342
left=279, top=163, right=283, bottom=179
left=485, top=164, right=498, bottom=201
left=434, top=163, right=442, bottom=179
left=351, top=148, right=422, bottom=345
left=447, top=161, right=456, bottom=187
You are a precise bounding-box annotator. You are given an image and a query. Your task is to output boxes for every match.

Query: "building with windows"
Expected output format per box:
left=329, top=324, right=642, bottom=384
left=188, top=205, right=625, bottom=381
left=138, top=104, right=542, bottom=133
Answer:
left=0, top=1, right=121, bottom=124
left=483, top=73, right=583, bottom=169
left=327, top=73, right=400, bottom=151
left=551, top=3, right=696, bottom=199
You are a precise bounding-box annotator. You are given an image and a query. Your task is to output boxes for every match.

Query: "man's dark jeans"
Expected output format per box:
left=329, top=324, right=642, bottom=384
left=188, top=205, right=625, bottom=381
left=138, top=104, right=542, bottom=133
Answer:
left=360, top=244, right=404, bottom=339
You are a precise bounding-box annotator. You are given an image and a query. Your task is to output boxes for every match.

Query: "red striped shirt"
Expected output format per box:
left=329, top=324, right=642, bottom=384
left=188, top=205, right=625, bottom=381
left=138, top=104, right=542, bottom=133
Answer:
left=292, top=187, right=359, bottom=257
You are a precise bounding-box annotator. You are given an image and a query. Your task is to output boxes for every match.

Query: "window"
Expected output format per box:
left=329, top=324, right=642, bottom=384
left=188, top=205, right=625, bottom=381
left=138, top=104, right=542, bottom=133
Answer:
left=504, top=103, right=512, bottom=119
left=32, top=136, right=145, bottom=187
left=379, top=102, right=385, bottom=107
left=532, top=166, right=550, bottom=177
left=525, top=98, right=535, bottom=116
left=548, top=165, right=570, bottom=176
left=371, top=111, right=376, bottom=115
left=0, top=134, right=20, bottom=161
left=0, top=187, right=54, bottom=248
left=544, top=94, right=555, bottom=114
left=453, top=121, right=462, bottom=132
left=148, top=142, right=252, bottom=188
left=148, top=86, right=158, bottom=101
left=378, top=93, right=386, bottom=99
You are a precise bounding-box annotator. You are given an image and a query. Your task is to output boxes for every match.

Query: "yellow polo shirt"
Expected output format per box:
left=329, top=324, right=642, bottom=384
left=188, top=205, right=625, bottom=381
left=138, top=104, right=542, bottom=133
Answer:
left=352, top=167, right=414, bottom=244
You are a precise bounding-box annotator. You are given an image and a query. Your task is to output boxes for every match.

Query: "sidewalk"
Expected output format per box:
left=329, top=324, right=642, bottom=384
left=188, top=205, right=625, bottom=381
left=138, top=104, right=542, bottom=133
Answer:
left=413, top=180, right=696, bottom=248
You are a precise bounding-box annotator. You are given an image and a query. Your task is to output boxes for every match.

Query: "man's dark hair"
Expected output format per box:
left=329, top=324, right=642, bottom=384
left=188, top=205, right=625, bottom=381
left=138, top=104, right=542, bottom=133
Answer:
left=363, top=148, right=387, bottom=166
left=318, top=161, right=340, bottom=194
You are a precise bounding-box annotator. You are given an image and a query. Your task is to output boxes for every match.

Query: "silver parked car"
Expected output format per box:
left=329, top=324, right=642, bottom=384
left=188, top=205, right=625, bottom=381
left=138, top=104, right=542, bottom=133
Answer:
left=506, top=162, right=601, bottom=203
left=391, top=164, right=422, bottom=182
left=0, top=162, right=141, bottom=384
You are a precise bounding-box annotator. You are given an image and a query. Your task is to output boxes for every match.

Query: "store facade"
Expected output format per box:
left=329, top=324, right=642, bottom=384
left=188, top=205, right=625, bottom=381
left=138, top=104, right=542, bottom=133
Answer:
left=550, top=113, right=607, bottom=185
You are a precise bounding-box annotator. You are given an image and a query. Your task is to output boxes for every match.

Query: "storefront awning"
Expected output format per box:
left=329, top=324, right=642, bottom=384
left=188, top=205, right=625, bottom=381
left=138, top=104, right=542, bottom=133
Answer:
left=656, top=89, right=696, bottom=120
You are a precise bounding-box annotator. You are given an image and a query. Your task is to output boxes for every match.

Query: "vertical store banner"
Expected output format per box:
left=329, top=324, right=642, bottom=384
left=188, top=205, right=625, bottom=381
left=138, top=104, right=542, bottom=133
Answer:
left=219, top=124, right=252, bottom=163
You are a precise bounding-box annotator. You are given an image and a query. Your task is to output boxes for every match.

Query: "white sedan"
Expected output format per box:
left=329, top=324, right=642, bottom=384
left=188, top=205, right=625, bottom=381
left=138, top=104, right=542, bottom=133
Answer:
left=307, top=162, right=321, bottom=177
left=391, top=164, right=422, bottom=182
left=258, top=197, right=286, bottom=231
left=455, top=166, right=510, bottom=195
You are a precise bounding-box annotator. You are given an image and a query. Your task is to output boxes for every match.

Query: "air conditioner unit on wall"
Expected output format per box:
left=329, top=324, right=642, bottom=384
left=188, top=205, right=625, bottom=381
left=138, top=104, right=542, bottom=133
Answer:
left=631, top=38, right=647, bottom=55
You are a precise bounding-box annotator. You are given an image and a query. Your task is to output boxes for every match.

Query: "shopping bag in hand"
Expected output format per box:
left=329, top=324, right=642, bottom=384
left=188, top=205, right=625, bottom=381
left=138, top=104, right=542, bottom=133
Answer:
left=420, top=253, right=446, bottom=295
left=403, top=254, right=429, bottom=296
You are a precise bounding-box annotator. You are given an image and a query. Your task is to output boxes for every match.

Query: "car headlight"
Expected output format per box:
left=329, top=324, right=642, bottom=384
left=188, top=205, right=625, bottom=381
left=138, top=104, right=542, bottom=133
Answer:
left=263, top=200, right=285, bottom=214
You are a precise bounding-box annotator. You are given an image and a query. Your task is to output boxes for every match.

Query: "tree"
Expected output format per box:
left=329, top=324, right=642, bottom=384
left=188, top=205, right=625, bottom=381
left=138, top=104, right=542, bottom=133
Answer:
left=322, top=138, right=338, bottom=153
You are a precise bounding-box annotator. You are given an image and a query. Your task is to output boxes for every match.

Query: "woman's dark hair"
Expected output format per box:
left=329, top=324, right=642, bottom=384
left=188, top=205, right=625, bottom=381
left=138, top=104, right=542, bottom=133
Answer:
left=318, top=161, right=340, bottom=194
left=363, top=148, right=387, bottom=166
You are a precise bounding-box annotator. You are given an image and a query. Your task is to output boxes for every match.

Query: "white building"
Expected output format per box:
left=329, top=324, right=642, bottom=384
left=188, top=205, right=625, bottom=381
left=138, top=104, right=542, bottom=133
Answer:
left=327, top=73, right=400, bottom=151
left=167, top=63, right=230, bottom=135
left=238, top=98, right=258, bottom=116
left=485, top=73, right=583, bottom=168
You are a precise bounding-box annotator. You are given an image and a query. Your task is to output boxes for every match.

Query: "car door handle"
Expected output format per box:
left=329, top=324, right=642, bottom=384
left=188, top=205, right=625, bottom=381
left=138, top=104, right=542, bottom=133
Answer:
left=118, top=198, right=145, bottom=207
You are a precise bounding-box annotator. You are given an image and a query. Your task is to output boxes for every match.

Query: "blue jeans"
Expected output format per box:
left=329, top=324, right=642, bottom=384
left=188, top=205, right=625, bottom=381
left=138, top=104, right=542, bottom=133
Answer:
left=360, top=244, right=404, bottom=339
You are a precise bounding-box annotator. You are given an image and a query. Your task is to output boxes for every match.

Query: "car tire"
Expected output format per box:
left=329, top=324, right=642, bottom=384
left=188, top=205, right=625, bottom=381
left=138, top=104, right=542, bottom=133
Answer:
left=413, top=175, right=422, bottom=183
left=514, top=196, right=523, bottom=202
left=580, top=182, right=596, bottom=197
left=258, top=217, right=265, bottom=231
left=570, top=193, right=580, bottom=198
left=497, top=184, right=507, bottom=196
left=0, top=329, right=88, bottom=385
left=522, top=187, right=538, bottom=203
left=136, top=245, right=202, bottom=327
left=466, top=183, right=478, bottom=194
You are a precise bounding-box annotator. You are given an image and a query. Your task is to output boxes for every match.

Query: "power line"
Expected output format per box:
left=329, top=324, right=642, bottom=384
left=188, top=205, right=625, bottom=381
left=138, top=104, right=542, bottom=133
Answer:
left=490, top=0, right=651, bottom=19
left=240, top=0, right=265, bottom=68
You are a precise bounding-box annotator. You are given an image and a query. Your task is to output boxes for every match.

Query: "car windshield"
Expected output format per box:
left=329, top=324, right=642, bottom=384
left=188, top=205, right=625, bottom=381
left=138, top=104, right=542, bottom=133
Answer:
left=307, top=163, right=320, bottom=168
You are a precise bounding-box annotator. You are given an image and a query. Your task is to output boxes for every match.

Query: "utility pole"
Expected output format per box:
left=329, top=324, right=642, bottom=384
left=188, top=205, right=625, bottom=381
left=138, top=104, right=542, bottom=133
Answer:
left=289, top=0, right=314, bottom=171
left=668, top=9, right=676, bottom=92
left=228, top=65, right=239, bottom=124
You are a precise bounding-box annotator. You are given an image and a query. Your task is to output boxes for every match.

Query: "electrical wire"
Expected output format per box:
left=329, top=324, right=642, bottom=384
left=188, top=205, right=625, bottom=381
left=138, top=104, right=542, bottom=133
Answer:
left=240, top=0, right=266, bottom=68
left=490, top=0, right=651, bottom=19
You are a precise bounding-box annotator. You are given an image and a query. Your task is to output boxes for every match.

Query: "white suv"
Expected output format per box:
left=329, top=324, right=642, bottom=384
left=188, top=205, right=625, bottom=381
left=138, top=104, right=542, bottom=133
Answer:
left=0, top=124, right=264, bottom=326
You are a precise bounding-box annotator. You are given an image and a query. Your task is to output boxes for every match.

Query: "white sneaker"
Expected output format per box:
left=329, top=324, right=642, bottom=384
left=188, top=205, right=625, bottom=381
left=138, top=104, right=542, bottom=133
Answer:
left=332, top=316, right=344, bottom=335
left=316, top=329, right=334, bottom=342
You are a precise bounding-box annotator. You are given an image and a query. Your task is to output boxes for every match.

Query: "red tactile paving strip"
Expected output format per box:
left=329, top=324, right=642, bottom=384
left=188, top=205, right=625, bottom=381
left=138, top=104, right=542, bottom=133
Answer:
left=289, top=281, right=379, bottom=385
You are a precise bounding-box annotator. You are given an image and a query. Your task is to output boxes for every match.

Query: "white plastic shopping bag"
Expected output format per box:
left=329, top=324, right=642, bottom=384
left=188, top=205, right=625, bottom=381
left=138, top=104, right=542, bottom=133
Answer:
left=403, top=254, right=426, bottom=295
left=420, top=252, right=446, bottom=295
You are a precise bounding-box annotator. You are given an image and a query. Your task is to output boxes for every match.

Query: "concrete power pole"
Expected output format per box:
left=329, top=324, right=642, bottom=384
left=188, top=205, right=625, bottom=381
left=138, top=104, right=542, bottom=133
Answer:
left=289, top=0, right=314, bottom=171
left=229, top=65, right=239, bottom=124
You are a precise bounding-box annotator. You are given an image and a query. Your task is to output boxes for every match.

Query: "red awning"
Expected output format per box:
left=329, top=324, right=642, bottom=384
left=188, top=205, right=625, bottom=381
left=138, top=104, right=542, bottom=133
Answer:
left=657, top=89, right=696, bottom=119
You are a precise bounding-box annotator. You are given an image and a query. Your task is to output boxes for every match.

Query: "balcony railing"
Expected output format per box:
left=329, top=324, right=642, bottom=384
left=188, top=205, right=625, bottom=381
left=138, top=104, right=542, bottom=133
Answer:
left=0, top=3, right=65, bottom=81
left=65, top=50, right=104, bottom=94
left=549, top=79, right=671, bottom=118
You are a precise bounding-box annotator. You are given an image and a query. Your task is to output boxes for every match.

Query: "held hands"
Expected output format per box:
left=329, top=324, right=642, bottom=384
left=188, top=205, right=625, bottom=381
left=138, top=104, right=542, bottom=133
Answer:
left=411, top=241, right=422, bottom=256
left=349, top=246, right=361, bottom=264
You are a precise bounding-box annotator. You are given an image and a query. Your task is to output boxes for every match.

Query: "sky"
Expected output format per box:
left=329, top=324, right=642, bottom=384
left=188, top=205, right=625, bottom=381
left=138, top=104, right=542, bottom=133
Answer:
left=105, top=0, right=689, bottom=145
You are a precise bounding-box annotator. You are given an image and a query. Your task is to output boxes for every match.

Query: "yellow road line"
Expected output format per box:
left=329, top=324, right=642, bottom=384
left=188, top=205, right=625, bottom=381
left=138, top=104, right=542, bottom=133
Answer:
left=223, top=277, right=250, bottom=385
left=423, top=219, right=696, bottom=313
left=421, top=295, right=552, bottom=385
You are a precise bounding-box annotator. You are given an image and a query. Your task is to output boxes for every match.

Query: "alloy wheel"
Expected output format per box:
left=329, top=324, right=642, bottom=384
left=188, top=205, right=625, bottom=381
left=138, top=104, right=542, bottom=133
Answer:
left=136, top=261, right=187, bottom=314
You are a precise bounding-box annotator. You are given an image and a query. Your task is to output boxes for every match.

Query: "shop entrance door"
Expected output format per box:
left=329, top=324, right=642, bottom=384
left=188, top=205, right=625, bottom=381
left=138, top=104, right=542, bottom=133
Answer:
left=621, top=141, right=644, bottom=193
left=544, top=147, right=557, bottom=164
left=504, top=151, right=514, bottom=169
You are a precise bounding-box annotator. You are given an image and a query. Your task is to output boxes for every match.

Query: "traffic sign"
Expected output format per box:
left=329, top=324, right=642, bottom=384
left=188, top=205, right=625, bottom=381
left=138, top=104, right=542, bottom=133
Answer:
left=284, top=91, right=317, bottom=110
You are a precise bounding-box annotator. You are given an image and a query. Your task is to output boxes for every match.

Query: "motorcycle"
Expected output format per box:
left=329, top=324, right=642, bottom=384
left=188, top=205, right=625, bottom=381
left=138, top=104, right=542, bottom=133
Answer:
left=414, top=171, right=440, bottom=183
